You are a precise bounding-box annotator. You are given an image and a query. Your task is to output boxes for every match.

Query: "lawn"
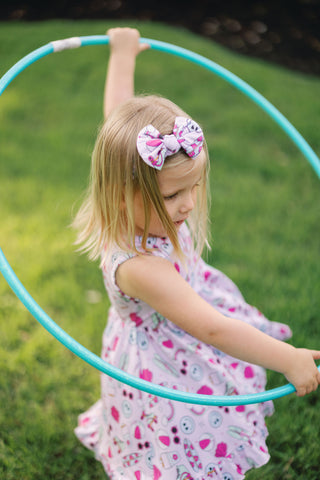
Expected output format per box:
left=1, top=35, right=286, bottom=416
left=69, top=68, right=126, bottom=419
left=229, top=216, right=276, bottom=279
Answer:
left=0, top=19, right=319, bottom=480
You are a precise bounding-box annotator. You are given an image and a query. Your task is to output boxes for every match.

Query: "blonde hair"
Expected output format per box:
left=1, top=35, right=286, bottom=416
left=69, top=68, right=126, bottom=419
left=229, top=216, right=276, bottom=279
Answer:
left=73, top=95, right=210, bottom=263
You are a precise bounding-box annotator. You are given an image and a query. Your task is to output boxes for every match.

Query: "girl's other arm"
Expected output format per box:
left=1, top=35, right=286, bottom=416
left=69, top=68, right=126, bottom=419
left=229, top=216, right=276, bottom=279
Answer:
left=116, top=255, right=320, bottom=397
left=104, top=28, right=149, bottom=119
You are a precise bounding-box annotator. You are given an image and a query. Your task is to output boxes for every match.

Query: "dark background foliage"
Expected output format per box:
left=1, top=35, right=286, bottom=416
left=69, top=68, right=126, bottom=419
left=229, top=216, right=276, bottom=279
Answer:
left=1, top=0, right=320, bottom=76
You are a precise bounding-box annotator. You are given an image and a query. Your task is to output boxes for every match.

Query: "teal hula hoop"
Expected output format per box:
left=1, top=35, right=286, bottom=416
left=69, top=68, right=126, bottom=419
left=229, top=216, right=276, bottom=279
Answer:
left=1, top=35, right=319, bottom=407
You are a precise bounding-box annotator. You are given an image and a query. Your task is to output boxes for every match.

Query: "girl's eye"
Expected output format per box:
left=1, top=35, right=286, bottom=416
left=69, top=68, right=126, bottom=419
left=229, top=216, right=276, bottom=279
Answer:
left=163, top=193, right=177, bottom=201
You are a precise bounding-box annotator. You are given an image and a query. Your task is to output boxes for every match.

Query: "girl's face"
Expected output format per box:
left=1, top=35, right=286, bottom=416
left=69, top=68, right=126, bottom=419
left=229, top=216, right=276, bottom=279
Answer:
left=133, top=150, right=206, bottom=237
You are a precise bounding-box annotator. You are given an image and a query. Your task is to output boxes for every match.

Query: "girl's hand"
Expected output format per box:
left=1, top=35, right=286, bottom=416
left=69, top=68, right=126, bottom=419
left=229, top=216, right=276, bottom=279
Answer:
left=283, top=348, right=320, bottom=397
left=107, top=27, right=149, bottom=58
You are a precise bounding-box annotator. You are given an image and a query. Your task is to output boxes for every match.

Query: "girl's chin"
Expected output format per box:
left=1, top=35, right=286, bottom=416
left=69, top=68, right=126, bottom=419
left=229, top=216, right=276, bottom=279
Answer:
left=135, top=219, right=185, bottom=237
left=174, top=220, right=185, bottom=228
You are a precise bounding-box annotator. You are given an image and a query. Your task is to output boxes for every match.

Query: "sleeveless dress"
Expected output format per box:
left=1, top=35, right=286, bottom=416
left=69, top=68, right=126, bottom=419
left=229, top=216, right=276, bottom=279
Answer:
left=75, top=223, right=292, bottom=480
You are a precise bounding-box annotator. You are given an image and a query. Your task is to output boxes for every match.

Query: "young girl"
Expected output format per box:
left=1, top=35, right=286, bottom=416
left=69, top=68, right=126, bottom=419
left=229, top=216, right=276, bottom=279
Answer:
left=74, top=28, right=320, bottom=480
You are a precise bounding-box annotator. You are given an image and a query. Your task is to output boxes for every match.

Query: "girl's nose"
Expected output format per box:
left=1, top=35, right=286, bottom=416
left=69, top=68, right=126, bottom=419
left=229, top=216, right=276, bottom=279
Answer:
left=180, top=192, right=195, bottom=213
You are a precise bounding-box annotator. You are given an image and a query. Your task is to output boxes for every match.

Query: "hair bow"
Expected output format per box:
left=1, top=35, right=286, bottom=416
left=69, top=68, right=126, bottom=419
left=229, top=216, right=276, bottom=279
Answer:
left=136, top=116, right=204, bottom=170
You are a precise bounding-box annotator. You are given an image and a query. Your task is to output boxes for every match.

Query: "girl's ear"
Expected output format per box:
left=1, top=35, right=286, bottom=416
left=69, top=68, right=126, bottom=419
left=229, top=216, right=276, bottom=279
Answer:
left=120, top=183, right=132, bottom=210
left=120, top=190, right=126, bottom=209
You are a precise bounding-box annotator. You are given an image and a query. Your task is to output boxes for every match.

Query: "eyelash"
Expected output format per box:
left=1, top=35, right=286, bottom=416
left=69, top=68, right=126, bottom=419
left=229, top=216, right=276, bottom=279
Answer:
left=163, top=183, right=201, bottom=201
left=163, top=193, right=177, bottom=201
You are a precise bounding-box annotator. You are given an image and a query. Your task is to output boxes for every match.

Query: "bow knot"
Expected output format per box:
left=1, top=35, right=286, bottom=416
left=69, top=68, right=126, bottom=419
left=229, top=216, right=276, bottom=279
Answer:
left=137, top=116, right=203, bottom=170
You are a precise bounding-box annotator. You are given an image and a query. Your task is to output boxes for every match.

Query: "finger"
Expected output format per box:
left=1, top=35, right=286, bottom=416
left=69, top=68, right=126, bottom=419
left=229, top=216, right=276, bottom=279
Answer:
left=305, top=380, right=319, bottom=394
left=311, top=350, right=320, bottom=360
left=139, top=42, right=150, bottom=53
left=307, top=383, right=316, bottom=394
left=310, top=382, right=318, bottom=394
left=106, top=28, right=116, bottom=36
left=296, top=386, right=306, bottom=397
left=106, top=28, right=116, bottom=45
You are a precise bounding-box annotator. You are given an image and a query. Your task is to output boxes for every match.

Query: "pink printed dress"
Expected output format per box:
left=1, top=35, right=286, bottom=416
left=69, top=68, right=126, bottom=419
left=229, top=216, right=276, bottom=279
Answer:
left=75, top=223, right=292, bottom=480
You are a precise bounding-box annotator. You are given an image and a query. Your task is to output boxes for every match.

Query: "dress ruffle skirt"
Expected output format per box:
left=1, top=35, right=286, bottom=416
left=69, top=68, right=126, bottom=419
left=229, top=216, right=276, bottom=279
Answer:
left=75, top=226, right=292, bottom=479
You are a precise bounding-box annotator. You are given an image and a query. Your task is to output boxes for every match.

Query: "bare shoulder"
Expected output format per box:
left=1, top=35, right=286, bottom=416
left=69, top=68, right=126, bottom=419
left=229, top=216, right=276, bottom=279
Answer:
left=116, top=254, right=176, bottom=299
left=116, top=253, right=222, bottom=344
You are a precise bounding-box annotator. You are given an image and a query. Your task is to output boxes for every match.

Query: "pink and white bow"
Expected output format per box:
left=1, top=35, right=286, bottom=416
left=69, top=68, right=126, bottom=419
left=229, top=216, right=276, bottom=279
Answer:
left=136, top=116, right=204, bottom=170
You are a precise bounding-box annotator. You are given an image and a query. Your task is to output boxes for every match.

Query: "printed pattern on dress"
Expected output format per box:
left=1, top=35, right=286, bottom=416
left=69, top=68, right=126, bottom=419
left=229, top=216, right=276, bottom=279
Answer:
left=75, top=223, right=292, bottom=480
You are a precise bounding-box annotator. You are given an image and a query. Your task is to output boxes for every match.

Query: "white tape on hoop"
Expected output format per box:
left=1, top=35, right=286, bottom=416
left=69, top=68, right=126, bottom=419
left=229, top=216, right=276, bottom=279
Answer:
left=51, top=37, right=82, bottom=52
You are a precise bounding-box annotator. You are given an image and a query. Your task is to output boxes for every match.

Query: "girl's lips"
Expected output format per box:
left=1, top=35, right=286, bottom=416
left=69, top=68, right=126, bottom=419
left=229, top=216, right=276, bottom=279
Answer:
left=174, top=218, right=187, bottom=226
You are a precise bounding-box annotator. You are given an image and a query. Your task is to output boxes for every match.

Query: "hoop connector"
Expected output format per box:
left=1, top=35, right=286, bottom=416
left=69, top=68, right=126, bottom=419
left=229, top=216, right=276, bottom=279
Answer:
left=51, top=37, right=82, bottom=52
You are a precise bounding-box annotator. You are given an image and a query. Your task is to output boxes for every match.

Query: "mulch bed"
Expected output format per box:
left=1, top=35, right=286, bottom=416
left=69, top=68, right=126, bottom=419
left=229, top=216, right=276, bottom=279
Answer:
left=2, top=0, right=320, bottom=76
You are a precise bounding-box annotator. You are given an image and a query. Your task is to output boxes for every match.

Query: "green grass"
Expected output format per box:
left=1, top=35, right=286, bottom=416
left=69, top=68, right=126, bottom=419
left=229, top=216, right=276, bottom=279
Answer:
left=0, top=19, right=319, bottom=480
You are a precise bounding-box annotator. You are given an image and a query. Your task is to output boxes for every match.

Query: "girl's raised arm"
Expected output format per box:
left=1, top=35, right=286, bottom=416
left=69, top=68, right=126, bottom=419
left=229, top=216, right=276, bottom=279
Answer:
left=116, top=254, right=320, bottom=397
left=103, top=28, right=149, bottom=119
